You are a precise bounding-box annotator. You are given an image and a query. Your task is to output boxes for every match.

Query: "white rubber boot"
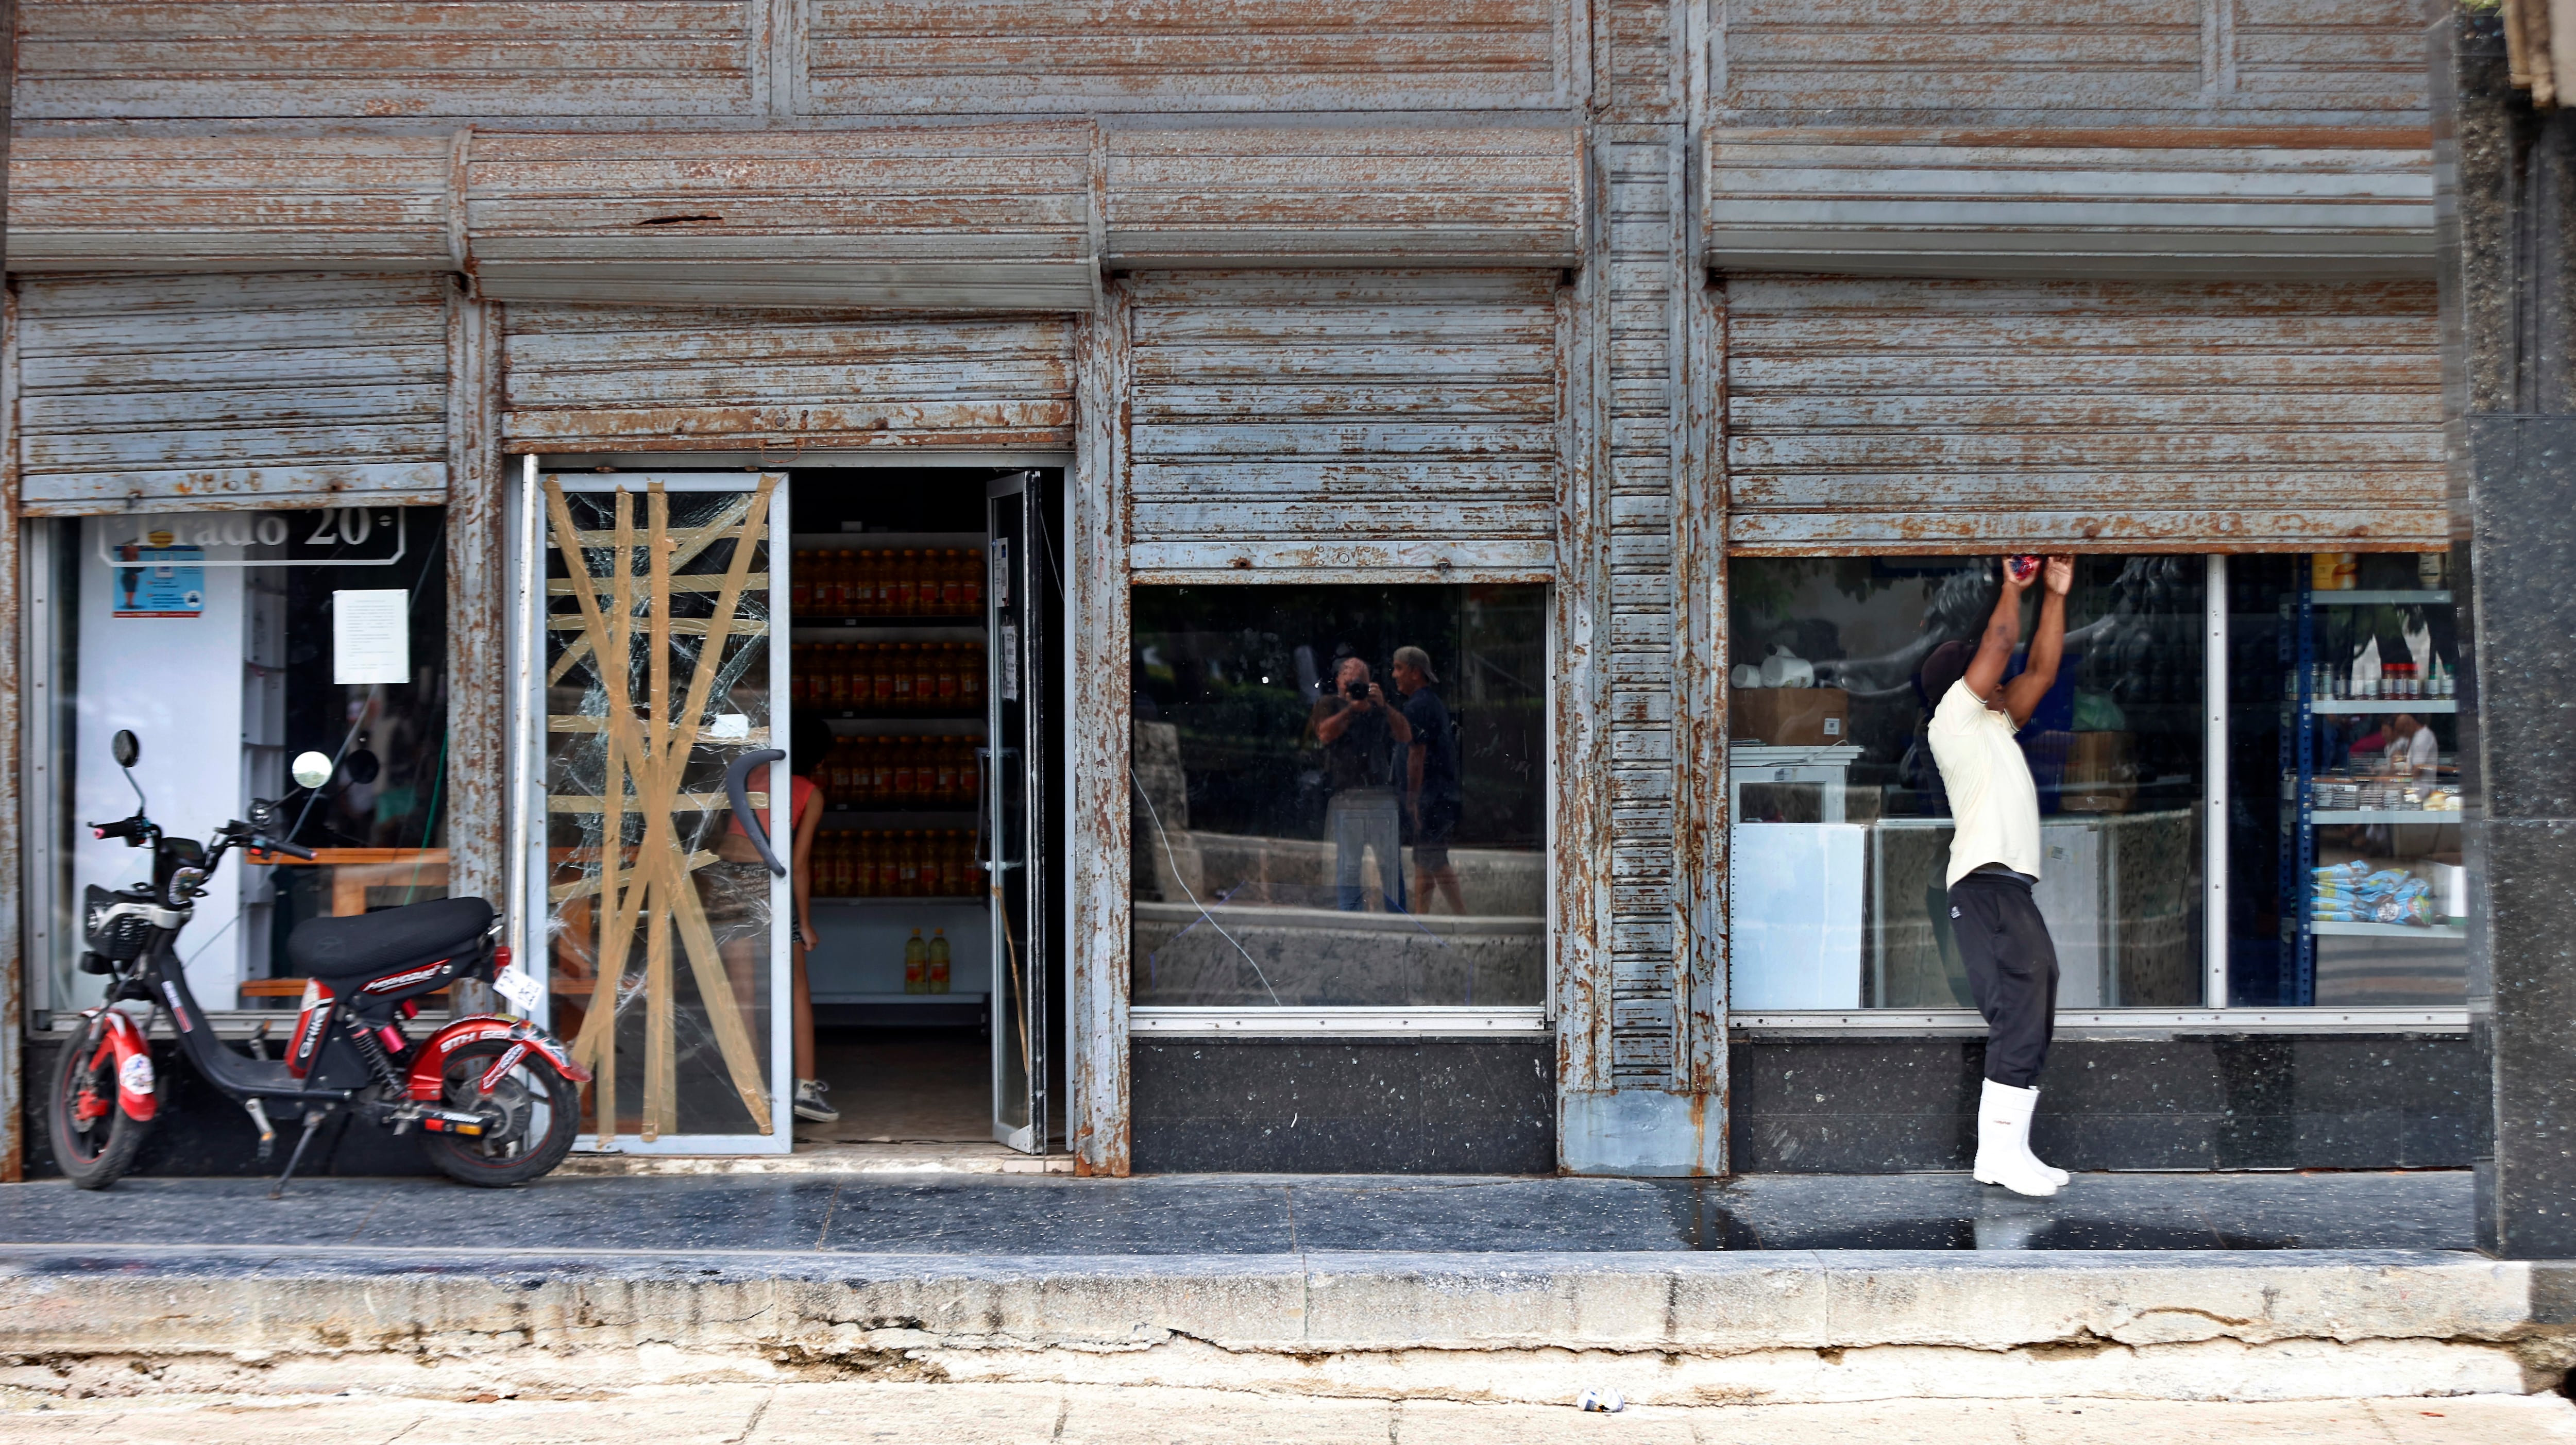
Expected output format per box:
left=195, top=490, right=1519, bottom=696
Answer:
left=2026, top=1090, right=2072, bottom=1188
left=1972, top=1079, right=2060, bottom=1197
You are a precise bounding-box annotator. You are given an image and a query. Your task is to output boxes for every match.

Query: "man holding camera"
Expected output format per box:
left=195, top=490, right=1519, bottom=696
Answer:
left=1917, top=555, right=2077, bottom=1198
left=1312, top=654, right=1413, bottom=912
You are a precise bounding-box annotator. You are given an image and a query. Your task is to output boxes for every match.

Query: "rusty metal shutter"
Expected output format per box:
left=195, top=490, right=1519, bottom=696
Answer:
left=7, top=136, right=457, bottom=275
left=804, top=1, right=1576, bottom=113
left=13, top=273, right=451, bottom=515
left=1722, top=276, right=2444, bottom=551
left=1105, top=124, right=1583, bottom=270
left=1716, top=0, right=2425, bottom=122
left=1126, top=271, right=1564, bottom=575
left=500, top=305, right=1075, bottom=454
left=17, top=3, right=761, bottom=120
left=1703, top=131, right=2434, bottom=279
left=465, top=128, right=1096, bottom=310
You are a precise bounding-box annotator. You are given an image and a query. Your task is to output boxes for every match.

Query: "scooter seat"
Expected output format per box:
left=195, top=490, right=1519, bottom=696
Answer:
left=287, top=897, right=494, bottom=983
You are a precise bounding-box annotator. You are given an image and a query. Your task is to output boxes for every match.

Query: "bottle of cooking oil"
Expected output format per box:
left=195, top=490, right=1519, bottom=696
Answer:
left=903, top=927, right=927, bottom=995
left=927, top=928, right=951, bottom=994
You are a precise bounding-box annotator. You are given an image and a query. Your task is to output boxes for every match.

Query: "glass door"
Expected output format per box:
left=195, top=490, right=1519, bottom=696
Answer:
left=530, top=473, right=791, bottom=1153
left=986, top=474, right=1046, bottom=1153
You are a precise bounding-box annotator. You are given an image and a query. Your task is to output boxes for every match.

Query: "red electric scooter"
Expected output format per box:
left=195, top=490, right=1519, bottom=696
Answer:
left=46, top=729, right=590, bottom=1194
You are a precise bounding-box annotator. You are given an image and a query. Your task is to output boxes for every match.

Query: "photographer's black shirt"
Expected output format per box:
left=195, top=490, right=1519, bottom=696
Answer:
left=1312, top=696, right=1399, bottom=795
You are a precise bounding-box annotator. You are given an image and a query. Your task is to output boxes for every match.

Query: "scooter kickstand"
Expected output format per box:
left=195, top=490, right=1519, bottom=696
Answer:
left=269, top=1107, right=331, bottom=1200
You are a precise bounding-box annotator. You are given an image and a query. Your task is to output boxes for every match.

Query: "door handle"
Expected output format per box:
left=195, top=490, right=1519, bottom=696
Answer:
left=724, top=750, right=788, bottom=878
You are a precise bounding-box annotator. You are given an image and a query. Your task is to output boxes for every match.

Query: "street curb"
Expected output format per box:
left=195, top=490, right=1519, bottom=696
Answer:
left=0, top=1246, right=2565, bottom=1404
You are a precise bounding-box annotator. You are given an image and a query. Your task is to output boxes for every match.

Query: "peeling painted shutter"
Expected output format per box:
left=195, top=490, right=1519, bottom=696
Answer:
left=1722, top=276, right=2445, bottom=552
left=1126, top=271, right=1564, bottom=575
left=465, top=128, right=1096, bottom=310
left=16, top=3, right=762, bottom=120
left=500, top=306, right=1075, bottom=453
left=804, top=1, right=1576, bottom=113
left=13, top=273, right=451, bottom=515
left=1716, top=0, right=2425, bottom=121
left=7, top=136, right=457, bottom=274
left=1105, top=125, right=1584, bottom=269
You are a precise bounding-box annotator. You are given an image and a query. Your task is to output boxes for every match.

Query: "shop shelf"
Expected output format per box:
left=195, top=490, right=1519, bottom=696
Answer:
left=2306, top=700, right=2458, bottom=714
left=813, top=895, right=984, bottom=906
left=2307, top=809, right=2463, bottom=824
left=790, top=619, right=985, bottom=634
left=812, top=712, right=984, bottom=729
left=825, top=809, right=979, bottom=827
left=789, top=532, right=985, bottom=549
left=2309, top=920, right=2466, bottom=939
left=810, top=992, right=988, bottom=1005
left=2305, top=590, right=2452, bottom=607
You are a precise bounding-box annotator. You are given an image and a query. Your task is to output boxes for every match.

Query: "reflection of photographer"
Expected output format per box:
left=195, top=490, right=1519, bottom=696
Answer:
left=1311, top=656, right=1413, bottom=911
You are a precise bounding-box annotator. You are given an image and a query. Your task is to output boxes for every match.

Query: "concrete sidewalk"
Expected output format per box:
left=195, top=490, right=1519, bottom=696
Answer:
left=1, top=1170, right=2564, bottom=1409
left=1, top=1384, right=2572, bottom=1443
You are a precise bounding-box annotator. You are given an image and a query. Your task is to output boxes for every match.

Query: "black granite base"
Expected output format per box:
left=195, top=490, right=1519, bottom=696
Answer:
left=1129, top=1038, right=1554, bottom=1174
left=18, top=1038, right=438, bottom=1180
left=1727, top=1035, right=2485, bottom=1173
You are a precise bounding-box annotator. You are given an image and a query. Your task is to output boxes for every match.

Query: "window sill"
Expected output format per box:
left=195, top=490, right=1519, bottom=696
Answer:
left=1728, top=1007, right=2469, bottom=1038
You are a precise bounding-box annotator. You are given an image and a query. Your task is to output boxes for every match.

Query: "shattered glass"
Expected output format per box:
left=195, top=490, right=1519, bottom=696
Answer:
left=541, top=483, right=781, bottom=1140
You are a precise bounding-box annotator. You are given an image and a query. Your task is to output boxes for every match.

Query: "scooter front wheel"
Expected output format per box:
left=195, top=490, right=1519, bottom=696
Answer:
left=46, top=1021, right=150, bottom=1189
left=418, top=1038, right=580, bottom=1187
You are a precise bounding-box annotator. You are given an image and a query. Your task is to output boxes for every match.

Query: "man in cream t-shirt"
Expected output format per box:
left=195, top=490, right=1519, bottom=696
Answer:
left=1918, top=555, right=2075, bottom=1198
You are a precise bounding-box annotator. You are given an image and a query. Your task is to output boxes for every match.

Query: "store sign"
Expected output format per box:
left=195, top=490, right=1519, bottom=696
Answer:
left=93, top=507, right=408, bottom=569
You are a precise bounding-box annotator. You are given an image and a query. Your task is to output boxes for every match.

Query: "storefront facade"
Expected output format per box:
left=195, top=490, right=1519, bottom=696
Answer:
left=3, top=3, right=2540, bottom=1225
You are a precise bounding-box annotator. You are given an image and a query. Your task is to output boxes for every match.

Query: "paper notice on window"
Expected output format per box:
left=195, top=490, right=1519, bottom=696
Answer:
left=333, top=589, right=410, bottom=685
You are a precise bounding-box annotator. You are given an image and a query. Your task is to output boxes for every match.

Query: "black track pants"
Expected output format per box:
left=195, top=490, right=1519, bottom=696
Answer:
left=1947, top=870, right=2060, bottom=1088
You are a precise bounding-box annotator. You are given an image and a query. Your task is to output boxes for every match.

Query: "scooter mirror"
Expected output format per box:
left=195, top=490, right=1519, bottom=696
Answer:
left=110, top=730, right=140, bottom=769
left=290, top=751, right=333, bottom=790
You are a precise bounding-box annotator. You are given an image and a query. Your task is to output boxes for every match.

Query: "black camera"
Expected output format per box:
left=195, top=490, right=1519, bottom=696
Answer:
left=1344, top=680, right=1369, bottom=700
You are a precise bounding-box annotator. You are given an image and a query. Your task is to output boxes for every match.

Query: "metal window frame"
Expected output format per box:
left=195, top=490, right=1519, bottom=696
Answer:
left=1722, top=549, right=2472, bottom=1039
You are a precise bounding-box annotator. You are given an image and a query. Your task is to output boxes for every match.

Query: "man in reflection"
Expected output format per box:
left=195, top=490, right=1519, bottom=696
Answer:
left=1392, top=646, right=1468, bottom=915
left=1312, top=654, right=1413, bottom=911
left=1917, top=555, right=2077, bottom=1199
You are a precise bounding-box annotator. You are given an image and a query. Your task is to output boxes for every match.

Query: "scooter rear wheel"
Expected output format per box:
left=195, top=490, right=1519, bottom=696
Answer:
left=46, top=1020, right=150, bottom=1189
left=418, top=1038, right=580, bottom=1187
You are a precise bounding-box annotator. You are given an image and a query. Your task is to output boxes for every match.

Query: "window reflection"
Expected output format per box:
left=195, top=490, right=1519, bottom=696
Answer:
left=1727, top=557, right=2207, bottom=1010
left=1130, top=584, right=1547, bottom=1007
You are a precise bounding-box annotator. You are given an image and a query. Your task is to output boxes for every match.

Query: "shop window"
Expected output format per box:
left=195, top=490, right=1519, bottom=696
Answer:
left=1129, top=584, right=1548, bottom=1009
left=33, top=508, right=449, bottom=1016
left=2225, top=553, right=2467, bottom=1006
left=1726, top=557, right=2209, bottom=1011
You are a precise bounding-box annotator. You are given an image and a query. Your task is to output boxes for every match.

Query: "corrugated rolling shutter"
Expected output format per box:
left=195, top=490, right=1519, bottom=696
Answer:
left=1722, top=276, right=2444, bottom=551
left=13, top=273, right=451, bottom=515
left=500, top=306, right=1076, bottom=453
left=1127, top=271, right=1563, bottom=575
left=1105, top=124, right=1583, bottom=268
left=465, top=128, right=1095, bottom=310
left=6, top=136, right=457, bottom=274
left=16, top=3, right=761, bottom=120
left=804, top=1, right=1574, bottom=113
left=1716, top=0, right=2424, bottom=121
left=1703, top=131, right=2434, bottom=279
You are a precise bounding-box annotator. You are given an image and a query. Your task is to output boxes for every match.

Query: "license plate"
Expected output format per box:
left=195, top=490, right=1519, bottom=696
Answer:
left=493, top=968, right=544, bottom=1015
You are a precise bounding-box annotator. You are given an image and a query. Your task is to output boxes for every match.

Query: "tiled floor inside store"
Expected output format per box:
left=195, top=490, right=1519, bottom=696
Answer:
left=0, top=1168, right=2472, bottom=1255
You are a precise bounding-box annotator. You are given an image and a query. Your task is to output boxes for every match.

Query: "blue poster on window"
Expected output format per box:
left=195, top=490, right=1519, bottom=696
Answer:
left=111, top=543, right=206, bottom=619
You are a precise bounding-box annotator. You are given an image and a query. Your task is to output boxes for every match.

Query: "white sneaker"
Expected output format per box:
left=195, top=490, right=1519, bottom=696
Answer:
left=793, top=1078, right=838, bottom=1123
left=1972, top=1079, right=2059, bottom=1198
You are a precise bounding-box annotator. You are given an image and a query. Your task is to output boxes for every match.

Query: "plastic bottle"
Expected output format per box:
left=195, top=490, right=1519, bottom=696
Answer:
left=940, top=550, right=965, bottom=614
left=898, top=830, right=922, bottom=897
left=927, top=928, right=951, bottom=994
left=935, top=643, right=960, bottom=711
left=904, top=928, right=927, bottom=995
left=959, top=643, right=984, bottom=711
left=964, top=548, right=985, bottom=615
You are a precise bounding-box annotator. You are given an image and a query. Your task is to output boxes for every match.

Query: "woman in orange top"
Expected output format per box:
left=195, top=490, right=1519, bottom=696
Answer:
left=722, top=710, right=834, bottom=1123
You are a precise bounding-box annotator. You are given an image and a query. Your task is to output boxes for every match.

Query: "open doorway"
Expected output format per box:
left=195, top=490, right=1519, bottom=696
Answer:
left=785, top=465, right=1067, bottom=1156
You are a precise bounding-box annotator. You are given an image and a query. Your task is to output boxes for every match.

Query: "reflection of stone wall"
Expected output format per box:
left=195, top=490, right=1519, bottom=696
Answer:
left=1133, top=827, right=1544, bottom=917
left=2112, top=809, right=2199, bottom=1006
left=1132, top=901, right=1545, bottom=1007
left=1872, top=826, right=1970, bottom=1007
